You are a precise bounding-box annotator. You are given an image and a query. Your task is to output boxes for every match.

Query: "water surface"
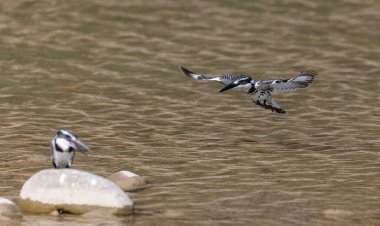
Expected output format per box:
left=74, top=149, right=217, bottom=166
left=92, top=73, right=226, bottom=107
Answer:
left=0, top=0, right=379, bottom=225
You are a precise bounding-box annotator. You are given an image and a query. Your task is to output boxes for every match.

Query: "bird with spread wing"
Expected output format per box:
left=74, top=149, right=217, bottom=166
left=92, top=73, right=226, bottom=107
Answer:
left=179, top=66, right=316, bottom=115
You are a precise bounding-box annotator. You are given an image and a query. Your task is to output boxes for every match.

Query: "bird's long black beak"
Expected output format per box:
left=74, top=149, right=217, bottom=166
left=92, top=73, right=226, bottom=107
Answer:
left=219, top=83, right=238, bottom=92
left=72, top=139, right=90, bottom=155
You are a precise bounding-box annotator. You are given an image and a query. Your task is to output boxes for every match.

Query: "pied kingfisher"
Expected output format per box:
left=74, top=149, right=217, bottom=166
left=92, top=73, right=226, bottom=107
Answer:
left=51, top=129, right=90, bottom=169
left=179, top=66, right=316, bottom=115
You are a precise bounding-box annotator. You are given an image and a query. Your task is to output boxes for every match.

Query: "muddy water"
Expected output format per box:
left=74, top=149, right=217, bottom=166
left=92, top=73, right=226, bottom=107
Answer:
left=0, top=0, right=379, bottom=225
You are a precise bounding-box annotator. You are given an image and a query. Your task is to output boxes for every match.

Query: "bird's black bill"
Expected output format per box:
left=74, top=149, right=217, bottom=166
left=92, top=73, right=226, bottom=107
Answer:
left=73, top=139, right=90, bottom=155
left=219, top=83, right=238, bottom=92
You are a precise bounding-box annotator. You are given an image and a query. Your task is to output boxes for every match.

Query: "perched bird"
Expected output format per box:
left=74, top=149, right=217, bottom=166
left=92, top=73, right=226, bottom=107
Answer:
left=50, top=129, right=90, bottom=168
left=179, top=66, right=316, bottom=115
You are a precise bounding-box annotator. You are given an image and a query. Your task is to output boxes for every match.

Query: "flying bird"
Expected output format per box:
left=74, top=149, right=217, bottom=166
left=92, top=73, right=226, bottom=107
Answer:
left=179, top=66, right=316, bottom=114
left=51, top=129, right=90, bottom=168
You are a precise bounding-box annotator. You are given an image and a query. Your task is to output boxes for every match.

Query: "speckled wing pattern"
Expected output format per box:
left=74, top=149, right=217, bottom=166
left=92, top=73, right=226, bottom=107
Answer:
left=251, top=71, right=316, bottom=114
left=258, top=71, right=317, bottom=93
left=179, top=66, right=248, bottom=85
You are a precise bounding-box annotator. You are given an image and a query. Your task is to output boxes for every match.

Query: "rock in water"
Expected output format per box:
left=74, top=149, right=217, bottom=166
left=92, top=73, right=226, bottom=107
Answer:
left=0, top=197, right=22, bottom=218
left=108, top=171, right=147, bottom=192
left=18, top=169, right=133, bottom=215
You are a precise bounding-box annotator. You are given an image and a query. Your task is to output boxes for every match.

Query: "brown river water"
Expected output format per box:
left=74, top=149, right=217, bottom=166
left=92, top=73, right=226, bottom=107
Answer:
left=0, top=0, right=379, bottom=225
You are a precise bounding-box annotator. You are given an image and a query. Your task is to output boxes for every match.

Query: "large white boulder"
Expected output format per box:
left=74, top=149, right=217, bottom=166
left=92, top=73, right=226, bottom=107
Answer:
left=19, top=169, right=133, bottom=215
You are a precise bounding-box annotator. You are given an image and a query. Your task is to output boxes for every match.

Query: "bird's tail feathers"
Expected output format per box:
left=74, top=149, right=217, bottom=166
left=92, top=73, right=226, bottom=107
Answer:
left=254, top=99, right=287, bottom=115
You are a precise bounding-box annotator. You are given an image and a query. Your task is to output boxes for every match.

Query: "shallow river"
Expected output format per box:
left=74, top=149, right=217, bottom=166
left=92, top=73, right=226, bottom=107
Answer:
left=0, top=0, right=379, bottom=225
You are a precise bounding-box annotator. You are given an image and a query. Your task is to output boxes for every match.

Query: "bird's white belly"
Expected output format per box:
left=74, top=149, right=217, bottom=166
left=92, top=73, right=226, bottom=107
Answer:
left=53, top=151, right=74, bottom=168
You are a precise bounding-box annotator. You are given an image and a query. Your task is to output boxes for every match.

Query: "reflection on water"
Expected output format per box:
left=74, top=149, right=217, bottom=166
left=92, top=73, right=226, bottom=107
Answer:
left=0, top=0, right=379, bottom=225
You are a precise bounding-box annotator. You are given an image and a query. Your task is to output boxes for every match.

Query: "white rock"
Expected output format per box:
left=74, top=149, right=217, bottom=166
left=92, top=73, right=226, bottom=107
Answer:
left=121, top=171, right=138, bottom=177
left=0, top=197, right=21, bottom=218
left=323, top=209, right=354, bottom=220
left=108, top=171, right=147, bottom=192
left=19, top=169, right=133, bottom=215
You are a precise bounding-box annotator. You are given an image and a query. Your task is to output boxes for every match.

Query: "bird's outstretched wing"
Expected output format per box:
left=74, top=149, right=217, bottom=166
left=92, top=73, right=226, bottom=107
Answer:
left=258, top=71, right=317, bottom=93
left=179, top=66, right=247, bottom=85
left=251, top=88, right=287, bottom=115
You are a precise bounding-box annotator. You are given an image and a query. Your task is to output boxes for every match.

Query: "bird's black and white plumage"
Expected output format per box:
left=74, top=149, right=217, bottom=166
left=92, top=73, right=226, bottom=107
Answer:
left=179, top=66, right=316, bottom=114
left=51, top=129, right=90, bottom=169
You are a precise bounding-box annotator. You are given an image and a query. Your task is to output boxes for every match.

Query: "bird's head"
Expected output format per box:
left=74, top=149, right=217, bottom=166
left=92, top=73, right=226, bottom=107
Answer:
left=54, top=129, right=90, bottom=154
left=219, top=76, right=253, bottom=92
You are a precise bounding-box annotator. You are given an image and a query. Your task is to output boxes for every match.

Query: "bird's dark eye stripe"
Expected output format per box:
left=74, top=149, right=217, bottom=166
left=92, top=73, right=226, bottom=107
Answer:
left=68, top=147, right=74, bottom=152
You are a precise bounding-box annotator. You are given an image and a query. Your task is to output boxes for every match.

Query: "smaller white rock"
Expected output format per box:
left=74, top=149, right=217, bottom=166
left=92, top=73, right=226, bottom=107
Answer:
left=121, top=171, right=138, bottom=178
left=0, top=197, right=21, bottom=218
left=323, top=209, right=354, bottom=220
left=0, top=198, right=15, bottom=205
left=108, top=171, right=147, bottom=192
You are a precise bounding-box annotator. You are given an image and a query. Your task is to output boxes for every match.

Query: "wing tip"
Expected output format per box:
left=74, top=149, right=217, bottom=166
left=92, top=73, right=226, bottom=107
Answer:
left=294, top=70, right=317, bottom=87
left=178, top=66, right=195, bottom=78
left=300, top=70, right=317, bottom=80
